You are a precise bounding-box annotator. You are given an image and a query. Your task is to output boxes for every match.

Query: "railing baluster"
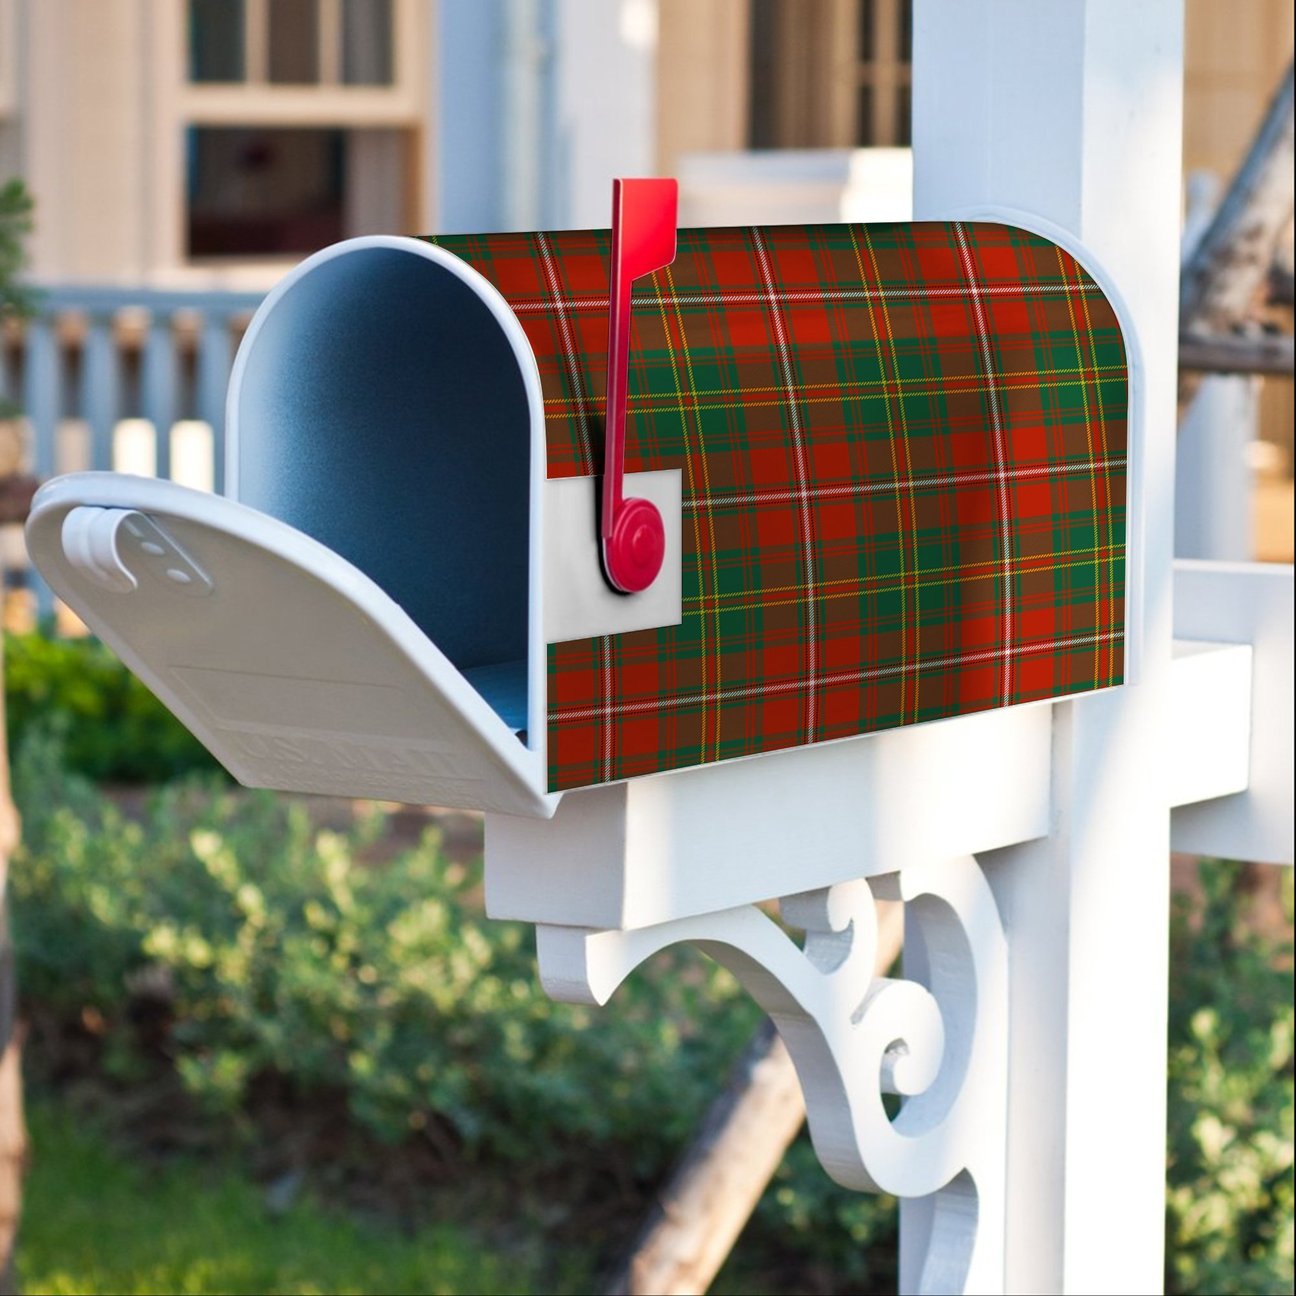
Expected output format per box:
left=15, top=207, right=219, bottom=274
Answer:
left=197, top=312, right=233, bottom=495
left=24, top=318, right=59, bottom=480
left=142, top=313, right=177, bottom=480
left=18, top=286, right=264, bottom=628
left=82, top=316, right=120, bottom=472
left=23, top=318, right=60, bottom=620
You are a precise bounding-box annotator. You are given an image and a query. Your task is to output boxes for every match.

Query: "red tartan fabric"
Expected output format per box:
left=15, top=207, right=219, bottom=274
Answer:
left=428, top=223, right=1128, bottom=793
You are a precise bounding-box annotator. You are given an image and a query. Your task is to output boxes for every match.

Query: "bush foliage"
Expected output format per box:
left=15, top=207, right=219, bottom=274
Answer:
left=1166, top=861, right=1294, bottom=1295
left=7, top=631, right=1293, bottom=1293
left=11, top=729, right=756, bottom=1166
left=12, top=720, right=898, bottom=1289
left=4, top=631, right=221, bottom=784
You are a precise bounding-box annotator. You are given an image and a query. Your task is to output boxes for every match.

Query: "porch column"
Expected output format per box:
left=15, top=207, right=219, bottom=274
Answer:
left=911, top=4, right=1184, bottom=1291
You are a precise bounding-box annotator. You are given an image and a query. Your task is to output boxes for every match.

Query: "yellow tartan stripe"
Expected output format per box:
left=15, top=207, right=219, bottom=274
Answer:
left=750, top=226, right=821, bottom=739
left=680, top=542, right=1126, bottom=614
left=542, top=362, right=1127, bottom=405
left=552, top=629, right=1124, bottom=724
left=1070, top=250, right=1120, bottom=685
left=681, top=455, right=1126, bottom=510
left=509, top=281, right=1112, bottom=313
left=953, top=222, right=1015, bottom=705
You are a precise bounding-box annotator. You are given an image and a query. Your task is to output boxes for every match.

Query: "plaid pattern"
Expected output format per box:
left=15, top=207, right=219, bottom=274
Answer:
left=427, top=223, right=1128, bottom=793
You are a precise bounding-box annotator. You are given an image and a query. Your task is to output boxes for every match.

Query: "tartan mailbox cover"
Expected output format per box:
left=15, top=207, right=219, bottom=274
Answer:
left=26, top=218, right=1128, bottom=815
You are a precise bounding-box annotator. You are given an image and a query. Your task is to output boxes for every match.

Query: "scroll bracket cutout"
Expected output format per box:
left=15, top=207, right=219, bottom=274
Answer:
left=535, top=856, right=1007, bottom=1295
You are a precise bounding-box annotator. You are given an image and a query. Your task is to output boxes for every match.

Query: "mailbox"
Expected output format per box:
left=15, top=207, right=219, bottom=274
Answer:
left=26, top=203, right=1129, bottom=817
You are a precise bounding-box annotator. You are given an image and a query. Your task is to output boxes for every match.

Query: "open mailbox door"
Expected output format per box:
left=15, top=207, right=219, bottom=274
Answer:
left=27, top=473, right=555, bottom=817
left=29, top=235, right=557, bottom=817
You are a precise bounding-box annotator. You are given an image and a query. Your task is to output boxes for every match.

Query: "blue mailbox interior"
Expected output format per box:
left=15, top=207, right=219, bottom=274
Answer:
left=233, top=244, right=533, bottom=733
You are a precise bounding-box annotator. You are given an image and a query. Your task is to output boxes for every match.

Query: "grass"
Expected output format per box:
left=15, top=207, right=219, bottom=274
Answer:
left=18, top=1101, right=552, bottom=1295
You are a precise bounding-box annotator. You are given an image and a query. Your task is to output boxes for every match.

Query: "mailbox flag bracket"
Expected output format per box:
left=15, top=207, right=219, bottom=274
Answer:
left=26, top=473, right=558, bottom=819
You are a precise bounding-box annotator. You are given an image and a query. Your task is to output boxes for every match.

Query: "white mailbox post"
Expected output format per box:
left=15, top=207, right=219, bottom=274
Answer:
left=913, top=6, right=1290, bottom=1291
left=22, top=3, right=1294, bottom=1294
left=504, top=5, right=1294, bottom=1292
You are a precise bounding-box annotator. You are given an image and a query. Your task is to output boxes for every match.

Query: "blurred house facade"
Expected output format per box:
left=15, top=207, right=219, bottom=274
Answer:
left=0, top=0, right=1289, bottom=585
left=0, top=0, right=1290, bottom=285
left=0, top=0, right=429, bottom=289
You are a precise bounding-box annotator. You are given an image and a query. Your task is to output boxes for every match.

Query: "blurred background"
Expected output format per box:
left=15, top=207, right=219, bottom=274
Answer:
left=0, top=3, right=1290, bottom=1295
left=0, top=0, right=1290, bottom=599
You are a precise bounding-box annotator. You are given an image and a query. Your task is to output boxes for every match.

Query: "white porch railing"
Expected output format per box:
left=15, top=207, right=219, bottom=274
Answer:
left=1, top=284, right=264, bottom=617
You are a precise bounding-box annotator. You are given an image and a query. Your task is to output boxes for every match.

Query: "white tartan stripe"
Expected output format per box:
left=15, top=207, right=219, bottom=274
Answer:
left=536, top=231, right=595, bottom=475
left=955, top=222, right=1015, bottom=707
left=752, top=227, right=819, bottom=738
left=684, top=455, right=1127, bottom=511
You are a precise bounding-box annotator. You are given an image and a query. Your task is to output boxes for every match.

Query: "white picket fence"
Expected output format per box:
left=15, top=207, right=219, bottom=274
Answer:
left=0, top=285, right=264, bottom=615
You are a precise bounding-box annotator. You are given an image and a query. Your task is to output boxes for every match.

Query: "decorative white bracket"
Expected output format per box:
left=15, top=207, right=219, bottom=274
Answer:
left=536, top=855, right=1008, bottom=1295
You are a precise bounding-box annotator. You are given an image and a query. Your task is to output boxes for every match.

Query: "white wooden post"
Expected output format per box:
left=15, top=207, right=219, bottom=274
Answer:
left=912, top=4, right=1183, bottom=1290
left=1175, top=377, right=1258, bottom=561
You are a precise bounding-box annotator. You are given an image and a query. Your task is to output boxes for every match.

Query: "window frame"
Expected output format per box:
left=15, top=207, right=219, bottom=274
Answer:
left=0, top=0, right=16, bottom=118
left=152, top=0, right=426, bottom=278
left=182, top=0, right=421, bottom=123
left=748, top=0, right=913, bottom=149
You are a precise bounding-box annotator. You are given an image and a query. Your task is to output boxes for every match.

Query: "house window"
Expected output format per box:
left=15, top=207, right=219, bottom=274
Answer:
left=269, top=0, right=321, bottom=85
left=174, top=0, right=419, bottom=263
left=342, top=0, right=394, bottom=85
left=856, top=0, right=912, bottom=145
left=187, top=127, right=344, bottom=256
left=187, top=0, right=394, bottom=87
left=190, top=0, right=247, bottom=83
left=749, top=0, right=913, bottom=148
left=186, top=125, right=412, bottom=259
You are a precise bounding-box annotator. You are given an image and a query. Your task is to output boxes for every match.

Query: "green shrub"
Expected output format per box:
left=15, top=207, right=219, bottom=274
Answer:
left=725, top=1137, right=897, bottom=1294
left=4, top=630, right=221, bottom=783
left=11, top=726, right=759, bottom=1171
left=1166, top=861, right=1294, bottom=1295
left=12, top=725, right=898, bottom=1287
left=9, top=725, right=1292, bottom=1293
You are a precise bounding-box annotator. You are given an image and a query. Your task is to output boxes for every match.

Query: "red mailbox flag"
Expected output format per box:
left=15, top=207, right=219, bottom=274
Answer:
left=602, top=178, right=679, bottom=594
